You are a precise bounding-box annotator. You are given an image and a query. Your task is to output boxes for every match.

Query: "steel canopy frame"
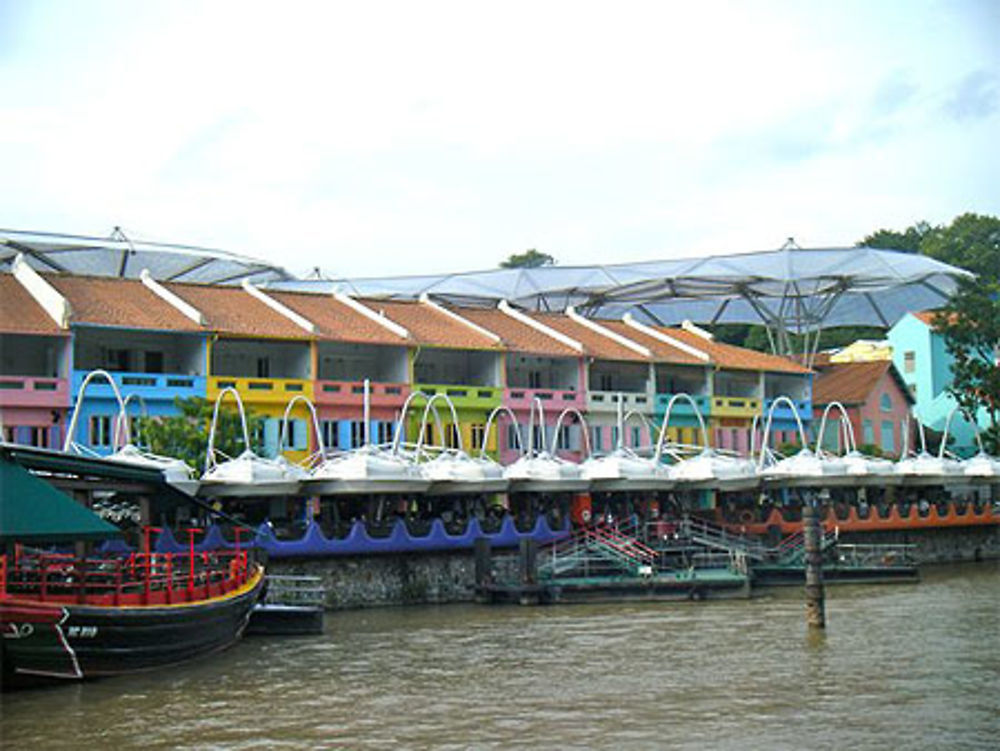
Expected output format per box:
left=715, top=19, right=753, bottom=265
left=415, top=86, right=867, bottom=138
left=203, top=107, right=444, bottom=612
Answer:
left=0, top=228, right=294, bottom=285
left=270, top=243, right=970, bottom=362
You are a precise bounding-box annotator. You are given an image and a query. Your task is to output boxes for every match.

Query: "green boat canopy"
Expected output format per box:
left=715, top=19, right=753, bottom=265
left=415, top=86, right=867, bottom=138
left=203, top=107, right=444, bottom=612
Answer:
left=0, top=457, right=121, bottom=544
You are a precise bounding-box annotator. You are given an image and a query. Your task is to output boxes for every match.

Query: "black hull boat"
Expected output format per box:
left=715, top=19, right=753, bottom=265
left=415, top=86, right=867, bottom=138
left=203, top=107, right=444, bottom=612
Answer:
left=1, top=552, right=265, bottom=689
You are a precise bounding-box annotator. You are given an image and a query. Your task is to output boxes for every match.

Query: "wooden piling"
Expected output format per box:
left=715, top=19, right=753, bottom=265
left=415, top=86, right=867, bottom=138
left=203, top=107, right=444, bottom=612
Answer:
left=802, top=500, right=826, bottom=629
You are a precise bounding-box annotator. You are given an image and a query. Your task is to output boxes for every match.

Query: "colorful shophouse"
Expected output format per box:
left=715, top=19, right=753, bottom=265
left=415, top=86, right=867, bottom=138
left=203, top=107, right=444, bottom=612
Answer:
left=0, top=269, right=71, bottom=449
left=812, top=359, right=914, bottom=457
left=887, top=310, right=989, bottom=456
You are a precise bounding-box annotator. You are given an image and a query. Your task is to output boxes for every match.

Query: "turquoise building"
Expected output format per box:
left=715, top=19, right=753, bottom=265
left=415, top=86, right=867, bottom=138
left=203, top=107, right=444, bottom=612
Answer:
left=887, top=311, right=989, bottom=456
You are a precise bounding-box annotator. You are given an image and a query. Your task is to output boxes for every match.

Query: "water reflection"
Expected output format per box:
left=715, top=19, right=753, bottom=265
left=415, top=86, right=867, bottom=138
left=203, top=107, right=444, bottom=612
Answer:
left=2, top=564, right=996, bottom=749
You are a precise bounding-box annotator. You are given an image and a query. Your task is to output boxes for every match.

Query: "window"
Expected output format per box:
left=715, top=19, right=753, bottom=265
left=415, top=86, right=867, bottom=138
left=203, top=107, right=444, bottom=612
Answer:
left=903, top=351, right=915, bottom=373
left=611, top=426, right=620, bottom=448
left=531, top=424, right=544, bottom=452
left=321, top=420, right=337, bottom=450
left=557, top=425, right=572, bottom=451
left=880, top=393, right=892, bottom=412
left=591, top=426, right=603, bottom=452
left=350, top=420, right=365, bottom=448
left=862, top=419, right=874, bottom=446
left=445, top=424, right=461, bottom=449
left=27, top=426, right=45, bottom=447
left=469, top=423, right=486, bottom=451
left=507, top=424, right=520, bottom=452
left=256, top=357, right=270, bottom=378
left=631, top=426, right=642, bottom=449
left=377, top=421, right=394, bottom=445
left=528, top=371, right=542, bottom=389
left=731, top=428, right=740, bottom=451
left=144, top=351, right=164, bottom=374
left=880, top=420, right=895, bottom=454
left=423, top=423, right=435, bottom=447
left=106, top=348, right=130, bottom=371
left=599, top=373, right=613, bottom=391
left=90, top=415, right=112, bottom=447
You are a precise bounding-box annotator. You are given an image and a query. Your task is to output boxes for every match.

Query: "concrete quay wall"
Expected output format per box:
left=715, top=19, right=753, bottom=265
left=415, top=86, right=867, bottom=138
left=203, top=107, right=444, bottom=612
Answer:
left=266, top=525, right=996, bottom=610
left=267, top=550, right=517, bottom=610
left=840, top=525, right=1000, bottom=563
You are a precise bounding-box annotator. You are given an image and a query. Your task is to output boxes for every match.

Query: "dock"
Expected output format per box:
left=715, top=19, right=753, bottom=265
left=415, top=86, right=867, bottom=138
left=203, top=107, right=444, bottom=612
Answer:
left=246, top=575, right=326, bottom=636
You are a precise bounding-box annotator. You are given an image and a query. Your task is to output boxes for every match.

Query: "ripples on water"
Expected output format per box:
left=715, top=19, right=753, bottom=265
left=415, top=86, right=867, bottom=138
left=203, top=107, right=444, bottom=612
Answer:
left=1, top=564, right=997, bottom=750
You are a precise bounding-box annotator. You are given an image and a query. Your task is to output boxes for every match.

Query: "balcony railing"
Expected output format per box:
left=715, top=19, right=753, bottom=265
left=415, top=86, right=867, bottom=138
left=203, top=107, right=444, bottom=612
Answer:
left=315, top=380, right=409, bottom=406
left=505, top=387, right=584, bottom=409
left=762, top=396, right=811, bottom=423
left=654, top=392, right=711, bottom=419
left=587, top=390, right=651, bottom=412
left=0, top=375, right=69, bottom=407
left=72, top=370, right=204, bottom=401
left=207, top=376, right=311, bottom=403
left=710, top=395, right=762, bottom=418
left=414, top=383, right=502, bottom=409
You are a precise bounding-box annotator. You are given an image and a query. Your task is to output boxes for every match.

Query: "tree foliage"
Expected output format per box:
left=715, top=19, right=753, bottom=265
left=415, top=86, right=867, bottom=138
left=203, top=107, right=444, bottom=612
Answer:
left=858, top=221, right=930, bottom=254
left=937, top=278, right=1000, bottom=453
left=137, top=397, right=265, bottom=471
left=500, top=249, right=555, bottom=268
left=863, top=213, right=1000, bottom=453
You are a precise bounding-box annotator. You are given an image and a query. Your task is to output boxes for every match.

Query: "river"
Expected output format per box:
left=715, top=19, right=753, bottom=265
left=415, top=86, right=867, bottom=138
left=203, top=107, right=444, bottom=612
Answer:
left=1, top=563, right=997, bottom=749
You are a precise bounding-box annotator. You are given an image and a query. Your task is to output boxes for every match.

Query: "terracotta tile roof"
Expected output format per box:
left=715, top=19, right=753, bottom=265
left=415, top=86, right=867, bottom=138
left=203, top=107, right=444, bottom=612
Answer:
left=530, top=312, right=650, bottom=362
left=458, top=306, right=581, bottom=357
left=0, top=273, right=63, bottom=335
left=163, top=282, right=312, bottom=339
left=267, top=290, right=407, bottom=345
left=363, top=298, right=503, bottom=350
left=599, top=320, right=706, bottom=365
left=47, top=275, right=205, bottom=332
left=913, top=309, right=956, bottom=328
left=665, top=328, right=812, bottom=374
left=812, top=360, right=913, bottom=406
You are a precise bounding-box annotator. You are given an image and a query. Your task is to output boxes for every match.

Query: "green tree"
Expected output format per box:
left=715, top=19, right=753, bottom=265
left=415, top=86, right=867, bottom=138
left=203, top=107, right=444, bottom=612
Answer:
left=937, top=279, right=1000, bottom=453
left=500, top=249, right=555, bottom=268
left=138, top=396, right=266, bottom=471
left=919, top=212, right=1000, bottom=279
left=858, top=221, right=931, bottom=254
left=865, top=213, right=1000, bottom=453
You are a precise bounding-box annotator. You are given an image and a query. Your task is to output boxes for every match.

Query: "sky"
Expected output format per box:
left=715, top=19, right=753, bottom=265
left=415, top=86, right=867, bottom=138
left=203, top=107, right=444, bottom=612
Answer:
left=1, top=0, right=998, bottom=279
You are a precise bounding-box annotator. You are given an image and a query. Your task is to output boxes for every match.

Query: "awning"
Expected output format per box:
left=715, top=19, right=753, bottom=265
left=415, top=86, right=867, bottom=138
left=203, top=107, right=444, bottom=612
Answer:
left=0, top=457, right=122, bottom=544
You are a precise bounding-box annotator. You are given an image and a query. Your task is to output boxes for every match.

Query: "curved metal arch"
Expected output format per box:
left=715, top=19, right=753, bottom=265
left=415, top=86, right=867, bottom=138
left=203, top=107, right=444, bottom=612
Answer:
left=64, top=369, right=127, bottom=453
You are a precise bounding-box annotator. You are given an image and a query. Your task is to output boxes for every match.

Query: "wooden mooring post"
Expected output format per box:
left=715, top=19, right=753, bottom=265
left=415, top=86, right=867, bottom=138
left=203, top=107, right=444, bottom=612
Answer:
left=802, top=492, right=826, bottom=629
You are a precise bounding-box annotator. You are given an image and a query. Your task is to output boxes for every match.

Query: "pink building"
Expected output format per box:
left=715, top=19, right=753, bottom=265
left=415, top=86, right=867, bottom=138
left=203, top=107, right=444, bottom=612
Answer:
left=812, top=360, right=915, bottom=458
left=0, top=275, right=71, bottom=448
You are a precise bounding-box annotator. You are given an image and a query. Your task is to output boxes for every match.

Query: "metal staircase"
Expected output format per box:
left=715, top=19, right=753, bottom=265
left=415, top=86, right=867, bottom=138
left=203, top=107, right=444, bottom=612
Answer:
left=679, top=516, right=768, bottom=561
left=538, top=522, right=657, bottom=579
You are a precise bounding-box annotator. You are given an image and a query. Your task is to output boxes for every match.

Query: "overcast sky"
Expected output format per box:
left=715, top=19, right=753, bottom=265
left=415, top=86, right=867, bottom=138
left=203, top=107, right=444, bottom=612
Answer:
left=2, top=0, right=998, bottom=278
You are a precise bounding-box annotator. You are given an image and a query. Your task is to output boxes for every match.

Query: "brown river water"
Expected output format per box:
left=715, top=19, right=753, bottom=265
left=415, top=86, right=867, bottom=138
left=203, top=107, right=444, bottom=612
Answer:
left=1, top=563, right=997, bottom=750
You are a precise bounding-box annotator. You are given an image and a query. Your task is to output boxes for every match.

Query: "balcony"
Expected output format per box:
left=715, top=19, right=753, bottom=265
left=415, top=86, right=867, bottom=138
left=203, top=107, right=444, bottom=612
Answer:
left=710, top=395, right=761, bottom=419
left=505, top=387, right=584, bottom=411
left=72, top=371, right=204, bottom=404
left=654, top=392, right=711, bottom=424
left=762, top=396, right=812, bottom=426
left=207, top=376, right=312, bottom=404
left=414, top=383, right=502, bottom=411
left=0, top=376, right=70, bottom=408
left=587, top=390, right=651, bottom=413
left=315, top=380, right=409, bottom=408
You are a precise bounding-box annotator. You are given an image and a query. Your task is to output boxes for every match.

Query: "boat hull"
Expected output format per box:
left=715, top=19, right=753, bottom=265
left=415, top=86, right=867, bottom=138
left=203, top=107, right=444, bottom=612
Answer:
left=1, top=567, right=264, bottom=689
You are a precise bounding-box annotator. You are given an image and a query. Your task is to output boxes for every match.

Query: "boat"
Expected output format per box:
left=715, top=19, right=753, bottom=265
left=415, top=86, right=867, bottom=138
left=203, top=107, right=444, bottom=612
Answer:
left=0, top=448, right=265, bottom=689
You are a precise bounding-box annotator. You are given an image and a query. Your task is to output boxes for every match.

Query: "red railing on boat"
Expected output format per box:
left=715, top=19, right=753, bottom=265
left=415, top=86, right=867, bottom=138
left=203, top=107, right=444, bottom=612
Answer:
left=0, top=548, right=254, bottom=608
